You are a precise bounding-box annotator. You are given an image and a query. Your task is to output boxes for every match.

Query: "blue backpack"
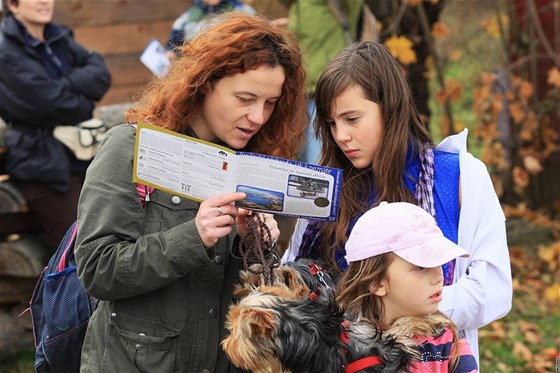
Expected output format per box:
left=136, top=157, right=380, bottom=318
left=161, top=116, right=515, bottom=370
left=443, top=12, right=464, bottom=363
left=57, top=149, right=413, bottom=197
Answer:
left=30, top=221, right=93, bottom=372
left=29, top=183, right=154, bottom=372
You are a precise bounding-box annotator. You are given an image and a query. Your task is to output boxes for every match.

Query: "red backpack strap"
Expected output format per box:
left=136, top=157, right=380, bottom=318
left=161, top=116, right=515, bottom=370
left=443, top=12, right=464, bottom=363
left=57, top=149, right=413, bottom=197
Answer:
left=136, top=183, right=155, bottom=206
left=57, top=222, right=79, bottom=272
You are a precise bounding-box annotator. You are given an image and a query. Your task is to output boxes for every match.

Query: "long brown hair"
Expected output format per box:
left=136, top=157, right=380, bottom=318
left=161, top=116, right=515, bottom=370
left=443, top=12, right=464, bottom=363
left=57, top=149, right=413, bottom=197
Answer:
left=337, top=254, right=461, bottom=371
left=126, top=13, right=308, bottom=159
left=336, top=253, right=393, bottom=325
left=313, top=42, right=433, bottom=272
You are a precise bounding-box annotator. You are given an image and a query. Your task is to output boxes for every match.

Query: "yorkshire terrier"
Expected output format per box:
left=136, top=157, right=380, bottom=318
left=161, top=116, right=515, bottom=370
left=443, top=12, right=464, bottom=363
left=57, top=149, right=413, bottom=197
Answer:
left=222, top=261, right=414, bottom=373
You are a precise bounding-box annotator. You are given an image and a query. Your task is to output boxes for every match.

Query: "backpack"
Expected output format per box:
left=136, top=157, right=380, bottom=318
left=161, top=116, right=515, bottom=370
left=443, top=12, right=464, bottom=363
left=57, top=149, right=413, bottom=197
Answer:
left=29, top=183, right=154, bottom=373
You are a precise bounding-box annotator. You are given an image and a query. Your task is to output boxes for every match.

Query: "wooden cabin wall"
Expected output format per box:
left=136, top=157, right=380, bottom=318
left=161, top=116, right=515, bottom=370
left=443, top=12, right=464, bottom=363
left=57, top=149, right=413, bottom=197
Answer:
left=50, top=0, right=288, bottom=106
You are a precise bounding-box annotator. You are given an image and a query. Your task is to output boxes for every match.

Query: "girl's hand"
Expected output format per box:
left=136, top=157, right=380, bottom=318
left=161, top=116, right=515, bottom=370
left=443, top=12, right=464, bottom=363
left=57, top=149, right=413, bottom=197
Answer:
left=195, top=192, right=246, bottom=249
left=236, top=209, right=280, bottom=244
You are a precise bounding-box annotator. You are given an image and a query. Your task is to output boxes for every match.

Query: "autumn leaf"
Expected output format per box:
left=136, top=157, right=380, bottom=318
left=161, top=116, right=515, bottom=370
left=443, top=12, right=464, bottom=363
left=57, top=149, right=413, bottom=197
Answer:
left=431, top=21, right=449, bottom=37
left=547, top=67, right=560, bottom=87
left=445, top=79, right=463, bottom=102
left=519, top=80, right=534, bottom=101
left=513, top=166, right=530, bottom=188
left=537, top=243, right=559, bottom=271
left=513, top=341, right=533, bottom=362
left=449, top=49, right=461, bottom=61
left=482, top=14, right=509, bottom=39
left=384, top=36, right=417, bottom=65
left=508, top=102, right=525, bottom=124
left=522, top=154, right=543, bottom=175
left=544, top=283, right=560, bottom=303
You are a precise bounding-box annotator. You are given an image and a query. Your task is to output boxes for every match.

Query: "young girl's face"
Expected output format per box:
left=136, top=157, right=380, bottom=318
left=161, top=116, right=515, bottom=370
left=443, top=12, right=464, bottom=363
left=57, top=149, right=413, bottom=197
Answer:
left=328, top=84, right=384, bottom=170
left=191, top=65, right=285, bottom=149
left=372, top=254, right=444, bottom=326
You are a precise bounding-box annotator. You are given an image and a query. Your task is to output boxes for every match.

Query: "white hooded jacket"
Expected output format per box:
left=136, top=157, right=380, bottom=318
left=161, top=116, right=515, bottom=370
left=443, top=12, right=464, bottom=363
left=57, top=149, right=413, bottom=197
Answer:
left=284, top=129, right=513, bottom=367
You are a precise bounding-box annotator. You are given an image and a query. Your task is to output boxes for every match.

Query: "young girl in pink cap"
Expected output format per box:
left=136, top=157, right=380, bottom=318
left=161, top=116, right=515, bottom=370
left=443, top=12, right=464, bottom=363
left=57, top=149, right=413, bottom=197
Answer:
left=337, top=201, right=478, bottom=373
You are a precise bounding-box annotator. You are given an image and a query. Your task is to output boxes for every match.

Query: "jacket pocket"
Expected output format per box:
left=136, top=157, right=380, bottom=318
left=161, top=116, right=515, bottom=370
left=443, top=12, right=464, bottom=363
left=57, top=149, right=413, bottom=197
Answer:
left=145, top=191, right=199, bottom=232
left=101, top=312, right=180, bottom=373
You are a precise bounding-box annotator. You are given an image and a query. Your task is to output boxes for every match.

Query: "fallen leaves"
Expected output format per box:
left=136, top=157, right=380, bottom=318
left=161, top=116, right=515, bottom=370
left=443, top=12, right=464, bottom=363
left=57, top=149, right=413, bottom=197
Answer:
left=479, top=214, right=559, bottom=372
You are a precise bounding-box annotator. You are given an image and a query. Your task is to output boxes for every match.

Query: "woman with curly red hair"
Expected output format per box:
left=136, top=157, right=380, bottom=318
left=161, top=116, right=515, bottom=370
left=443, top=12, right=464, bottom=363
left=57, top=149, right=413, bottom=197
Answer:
left=75, top=13, right=307, bottom=372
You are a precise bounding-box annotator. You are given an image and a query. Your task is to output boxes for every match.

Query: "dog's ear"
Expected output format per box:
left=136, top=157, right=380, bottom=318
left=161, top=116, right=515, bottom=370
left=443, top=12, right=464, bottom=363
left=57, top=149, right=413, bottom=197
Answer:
left=245, top=308, right=278, bottom=338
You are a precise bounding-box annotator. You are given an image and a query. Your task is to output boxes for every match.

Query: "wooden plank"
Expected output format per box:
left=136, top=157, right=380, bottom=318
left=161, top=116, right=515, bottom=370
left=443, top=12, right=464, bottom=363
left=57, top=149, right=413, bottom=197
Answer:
left=98, top=84, right=146, bottom=106
left=104, top=53, right=155, bottom=86
left=74, top=21, right=171, bottom=55
left=53, top=0, right=190, bottom=27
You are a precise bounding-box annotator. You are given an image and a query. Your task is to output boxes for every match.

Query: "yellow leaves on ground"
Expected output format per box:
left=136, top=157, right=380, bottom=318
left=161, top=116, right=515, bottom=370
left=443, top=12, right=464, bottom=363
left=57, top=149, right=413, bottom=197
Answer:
left=544, top=283, right=560, bottom=303
left=384, top=36, right=417, bottom=65
left=538, top=242, right=559, bottom=270
left=481, top=229, right=559, bottom=372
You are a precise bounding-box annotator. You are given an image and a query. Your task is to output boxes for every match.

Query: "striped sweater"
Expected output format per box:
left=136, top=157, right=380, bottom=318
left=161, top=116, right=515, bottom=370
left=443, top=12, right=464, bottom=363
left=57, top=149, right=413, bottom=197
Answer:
left=410, top=326, right=478, bottom=372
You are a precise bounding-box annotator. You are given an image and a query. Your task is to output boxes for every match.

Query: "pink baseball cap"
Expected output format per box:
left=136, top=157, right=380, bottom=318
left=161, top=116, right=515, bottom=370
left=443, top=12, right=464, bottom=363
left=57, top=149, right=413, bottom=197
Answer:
left=345, top=202, right=469, bottom=267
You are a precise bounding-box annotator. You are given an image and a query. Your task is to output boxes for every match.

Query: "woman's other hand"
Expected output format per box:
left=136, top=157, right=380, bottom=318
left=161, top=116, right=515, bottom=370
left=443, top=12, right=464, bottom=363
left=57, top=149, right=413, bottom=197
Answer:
left=196, top=192, right=246, bottom=248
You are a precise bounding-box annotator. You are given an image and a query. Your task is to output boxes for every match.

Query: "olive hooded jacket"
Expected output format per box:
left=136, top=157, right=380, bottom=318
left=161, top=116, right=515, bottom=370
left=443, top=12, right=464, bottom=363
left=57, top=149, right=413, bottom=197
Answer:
left=75, top=124, right=245, bottom=373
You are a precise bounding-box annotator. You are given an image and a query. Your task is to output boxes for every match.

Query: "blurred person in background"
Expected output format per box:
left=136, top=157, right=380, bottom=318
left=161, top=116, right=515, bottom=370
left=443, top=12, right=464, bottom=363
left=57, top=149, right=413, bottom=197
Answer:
left=166, top=0, right=256, bottom=60
left=0, top=0, right=111, bottom=250
left=276, top=0, right=364, bottom=164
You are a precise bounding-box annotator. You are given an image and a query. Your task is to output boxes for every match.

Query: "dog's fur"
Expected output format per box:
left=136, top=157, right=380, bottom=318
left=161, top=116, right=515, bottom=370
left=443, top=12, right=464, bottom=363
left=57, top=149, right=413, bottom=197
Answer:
left=223, top=262, right=414, bottom=373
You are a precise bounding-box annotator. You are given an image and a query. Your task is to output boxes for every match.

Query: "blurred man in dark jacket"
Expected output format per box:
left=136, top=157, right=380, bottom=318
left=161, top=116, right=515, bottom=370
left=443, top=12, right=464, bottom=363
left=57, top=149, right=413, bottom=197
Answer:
left=0, top=0, right=111, bottom=250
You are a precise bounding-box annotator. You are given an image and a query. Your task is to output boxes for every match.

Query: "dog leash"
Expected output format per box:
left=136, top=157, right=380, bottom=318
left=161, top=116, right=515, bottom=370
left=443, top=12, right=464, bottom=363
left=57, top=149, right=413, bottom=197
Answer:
left=340, top=321, right=383, bottom=373
left=307, top=262, right=333, bottom=301
left=238, top=213, right=280, bottom=285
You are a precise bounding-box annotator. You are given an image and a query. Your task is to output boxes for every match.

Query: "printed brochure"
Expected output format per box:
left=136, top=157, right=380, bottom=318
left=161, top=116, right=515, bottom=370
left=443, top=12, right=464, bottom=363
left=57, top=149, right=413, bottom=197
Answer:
left=132, top=122, right=342, bottom=221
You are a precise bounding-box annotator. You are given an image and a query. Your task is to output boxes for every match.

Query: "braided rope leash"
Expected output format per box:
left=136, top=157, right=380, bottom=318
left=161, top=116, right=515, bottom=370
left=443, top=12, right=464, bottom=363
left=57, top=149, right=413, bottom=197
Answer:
left=238, top=213, right=280, bottom=285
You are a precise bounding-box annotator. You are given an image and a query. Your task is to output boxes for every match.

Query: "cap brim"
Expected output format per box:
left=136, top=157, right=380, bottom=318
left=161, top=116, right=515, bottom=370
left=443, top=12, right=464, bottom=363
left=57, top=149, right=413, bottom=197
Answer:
left=394, top=236, right=469, bottom=268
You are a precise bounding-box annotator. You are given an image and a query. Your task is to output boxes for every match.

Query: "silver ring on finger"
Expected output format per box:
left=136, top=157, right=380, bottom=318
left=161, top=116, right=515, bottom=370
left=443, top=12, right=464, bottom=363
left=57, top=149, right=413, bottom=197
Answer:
left=217, top=206, right=223, bottom=216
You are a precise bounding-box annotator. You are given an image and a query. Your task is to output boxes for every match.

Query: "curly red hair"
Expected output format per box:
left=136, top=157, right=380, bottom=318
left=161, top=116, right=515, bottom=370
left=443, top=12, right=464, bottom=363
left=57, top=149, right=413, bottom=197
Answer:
left=126, top=13, right=308, bottom=159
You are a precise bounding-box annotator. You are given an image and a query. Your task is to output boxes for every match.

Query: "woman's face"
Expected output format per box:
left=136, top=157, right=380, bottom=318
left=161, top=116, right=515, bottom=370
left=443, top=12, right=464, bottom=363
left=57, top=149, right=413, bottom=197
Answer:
left=328, top=85, right=384, bottom=169
left=192, top=65, right=285, bottom=149
left=8, top=0, right=54, bottom=27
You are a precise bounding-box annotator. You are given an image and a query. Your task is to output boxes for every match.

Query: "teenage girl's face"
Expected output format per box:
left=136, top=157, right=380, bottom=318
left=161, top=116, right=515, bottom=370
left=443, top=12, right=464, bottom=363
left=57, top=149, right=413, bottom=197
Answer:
left=192, top=65, right=285, bottom=149
left=328, top=85, right=384, bottom=169
left=8, top=0, right=54, bottom=27
left=372, top=254, right=444, bottom=326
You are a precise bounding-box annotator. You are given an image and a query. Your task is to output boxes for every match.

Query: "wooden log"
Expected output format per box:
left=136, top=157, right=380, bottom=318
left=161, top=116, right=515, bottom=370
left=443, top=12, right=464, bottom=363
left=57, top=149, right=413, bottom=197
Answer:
left=0, top=180, right=40, bottom=236
left=0, top=307, right=34, bottom=363
left=0, top=235, right=49, bottom=278
left=0, top=179, right=26, bottom=215
left=0, top=274, right=38, bottom=306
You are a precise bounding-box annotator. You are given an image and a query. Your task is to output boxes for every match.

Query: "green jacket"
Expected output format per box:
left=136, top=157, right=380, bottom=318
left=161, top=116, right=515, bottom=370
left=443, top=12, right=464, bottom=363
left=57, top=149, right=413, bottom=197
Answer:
left=75, top=124, right=244, bottom=373
left=287, top=0, right=364, bottom=93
